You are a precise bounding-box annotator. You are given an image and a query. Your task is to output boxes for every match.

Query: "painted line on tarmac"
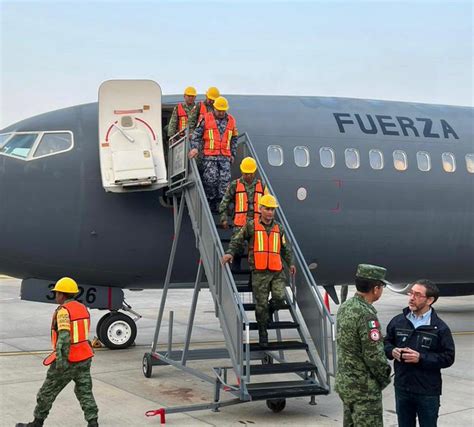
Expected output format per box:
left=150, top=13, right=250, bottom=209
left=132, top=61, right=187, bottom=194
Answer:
left=452, top=331, right=474, bottom=335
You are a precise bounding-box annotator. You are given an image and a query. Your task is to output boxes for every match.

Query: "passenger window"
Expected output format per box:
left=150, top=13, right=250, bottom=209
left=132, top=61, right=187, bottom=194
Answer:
left=0, top=133, right=12, bottom=148
left=267, top=145, right=283, bottom=166
left=466, top=154, right=474, bottom=173
left=442, top=152, right=456, bottom=173
left=369, top=149, right=384, bottom=170
left=294, top=146, right=310, bottom=167
left=393, top=150, right=408, bottom=171
left=345, top=148, right=360, bottom=169
left=34, top=132, right=73, bottom=158
left=0, top=133, right=39, bottom=159
left=320, top=147, right=335, bottom=168
left=416, top=151, right=431, bottom=172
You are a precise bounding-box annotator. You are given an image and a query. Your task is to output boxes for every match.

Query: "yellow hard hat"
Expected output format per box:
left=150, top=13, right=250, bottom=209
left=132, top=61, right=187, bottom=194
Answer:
left=184, top=86, right=197, bottom=96
left=259, top=194, right=279, bottom=208
left=206, top=86, right=220, bottom=101
left=240, top=157, right=257, bottom=174
left=52, top=277, right=79, bottom=294
left=213, top=96, right=229, bottom=111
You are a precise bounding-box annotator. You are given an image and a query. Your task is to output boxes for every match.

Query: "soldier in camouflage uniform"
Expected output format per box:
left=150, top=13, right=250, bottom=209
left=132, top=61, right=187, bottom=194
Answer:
left=221, top=195, right=296, bottom=346
left=335, top=264, right=392, bottom=427
left=189, top=96, right=238, bottom=212
left=167, top=86, right=201, bottom=140
left=17, top=278, right=98, bottom=427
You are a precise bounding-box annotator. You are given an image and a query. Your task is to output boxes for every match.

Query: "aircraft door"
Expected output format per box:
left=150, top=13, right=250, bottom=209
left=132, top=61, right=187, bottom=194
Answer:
left=98, top=79, right=167, bottom=192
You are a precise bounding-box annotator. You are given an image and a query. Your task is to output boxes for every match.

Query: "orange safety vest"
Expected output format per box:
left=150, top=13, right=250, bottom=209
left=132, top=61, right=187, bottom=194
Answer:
left=253, top=221, right=283, bottom=271
left=43, top=300, right=94, bottom=366
left=197, top=102, right=208, bottom=124
left=202, top=112, right=236, bottom=157
left=177, top=103, right=191, bottom=131
left=234, top=179, right=264, bottom=227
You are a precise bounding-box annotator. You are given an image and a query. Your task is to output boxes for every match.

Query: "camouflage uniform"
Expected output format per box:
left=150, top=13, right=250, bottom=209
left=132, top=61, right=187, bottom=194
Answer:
left=33, top=299, right=98, bottom=424
left=226, top=219, right=294, bottom=340
left=167, top=102, right=201, bottom=138
left=191, top=112, right=238, bottom=211
left=335, top=265, right=391, bottom=427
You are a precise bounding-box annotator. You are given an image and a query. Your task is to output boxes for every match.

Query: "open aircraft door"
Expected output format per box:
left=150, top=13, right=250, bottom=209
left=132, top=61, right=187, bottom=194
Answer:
left=98, top=79, right=167, bottom=192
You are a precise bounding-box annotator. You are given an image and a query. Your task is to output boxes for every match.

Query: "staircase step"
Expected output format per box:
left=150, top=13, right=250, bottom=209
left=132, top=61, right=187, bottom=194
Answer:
left=245, top=340, right=308, bottom=352
left=243, top=303, right=290, bottom=311
left=248, top=321, right=298, bottom=330
left=236, top=283, right=252, bottom=293
left=231, top=268, right=251, bottom=275
left=246, top=380, right=328, bottom=400
left=244, top=362, right=316, bottom=376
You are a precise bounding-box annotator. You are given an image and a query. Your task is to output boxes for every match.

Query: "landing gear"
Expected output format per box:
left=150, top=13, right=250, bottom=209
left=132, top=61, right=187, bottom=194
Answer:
left=266, top=398, right=286, bottom=412
left=97, top=312, right=137, bottom=349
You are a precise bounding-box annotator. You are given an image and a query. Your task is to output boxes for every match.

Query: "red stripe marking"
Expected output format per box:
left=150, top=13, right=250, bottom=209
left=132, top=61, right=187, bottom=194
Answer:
left=105, top=121, right=118, bottom=142
left=101, top=143, right=109, bottom=148
left=135, top=117, right=156, bottom=140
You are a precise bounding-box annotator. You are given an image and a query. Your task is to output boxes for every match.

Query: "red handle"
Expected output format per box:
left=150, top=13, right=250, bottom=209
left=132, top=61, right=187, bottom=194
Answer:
left=145, top=408, right=166, bottom=424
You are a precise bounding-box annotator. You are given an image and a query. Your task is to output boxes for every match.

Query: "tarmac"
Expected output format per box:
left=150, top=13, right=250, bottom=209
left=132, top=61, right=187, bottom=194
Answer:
left=0, top=276, right=473, bottom=426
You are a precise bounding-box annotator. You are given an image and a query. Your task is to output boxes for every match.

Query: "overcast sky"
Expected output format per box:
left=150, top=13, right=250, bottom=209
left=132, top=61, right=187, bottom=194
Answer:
left=1, top=0, right=472, bottom=128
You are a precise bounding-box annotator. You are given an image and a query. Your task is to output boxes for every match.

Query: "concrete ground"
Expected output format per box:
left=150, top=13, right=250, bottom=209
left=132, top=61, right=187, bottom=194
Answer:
left=0, top=276, right=473, bottom=426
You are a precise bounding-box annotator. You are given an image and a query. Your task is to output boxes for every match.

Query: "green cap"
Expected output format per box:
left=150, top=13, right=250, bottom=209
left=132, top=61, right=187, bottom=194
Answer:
left=356, top=264, right=390, bottom=285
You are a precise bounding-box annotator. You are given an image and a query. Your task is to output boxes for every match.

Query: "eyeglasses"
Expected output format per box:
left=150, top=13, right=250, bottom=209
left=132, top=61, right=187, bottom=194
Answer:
left=407, top=291, right=428, bottom=299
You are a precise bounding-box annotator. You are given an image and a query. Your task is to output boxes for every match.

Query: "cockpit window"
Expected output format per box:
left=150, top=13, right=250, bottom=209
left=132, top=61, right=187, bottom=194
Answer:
left=0, top=133, right=39, bottom=158
left=0, top=133, right=13, bottom=148
left=0, top=131, right=73, bottom=160
left=34, top=132, right=73, bottom=158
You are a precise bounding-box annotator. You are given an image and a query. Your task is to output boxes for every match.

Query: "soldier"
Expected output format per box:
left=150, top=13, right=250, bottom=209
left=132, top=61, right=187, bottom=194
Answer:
left=17, top=277, right=98, bottom=427
left=335, top=264, right=392, bottom=427
left=219, top=157, right=267, bottom=230
left=167, top=86, right=200, bottom=140
left=196, top=86, right=220, bottom=126
left=188, top=96, right=238, bottom=212
left=221, top=194, right=296, bottom=346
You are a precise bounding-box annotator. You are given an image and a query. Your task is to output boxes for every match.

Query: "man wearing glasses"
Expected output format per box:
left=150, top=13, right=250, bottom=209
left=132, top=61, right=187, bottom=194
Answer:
left=384, top=280, right=455, bottom=427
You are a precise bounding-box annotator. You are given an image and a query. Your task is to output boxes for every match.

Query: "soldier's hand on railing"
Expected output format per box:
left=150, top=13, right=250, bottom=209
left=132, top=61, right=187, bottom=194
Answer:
left=188, top=148, right=198, bottom=159
left=221, top=220, right=229, bottom=229
left=290, top=265, right=297, bottom=276
left=221, top=254, right=233, bottom=265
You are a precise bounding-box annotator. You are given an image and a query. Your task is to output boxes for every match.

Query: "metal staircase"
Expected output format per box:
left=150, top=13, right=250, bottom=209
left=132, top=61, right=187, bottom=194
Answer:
left=144, top=131, right=336, bottom=420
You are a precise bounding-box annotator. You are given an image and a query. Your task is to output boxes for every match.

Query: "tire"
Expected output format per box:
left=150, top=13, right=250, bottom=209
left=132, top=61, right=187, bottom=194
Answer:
left=266, top=398, right=286, bottom=413
left=100, top=312, right=137, bottom=349
left=143, top=353, right=153, bottom=378
left=96, top=312, right=113, bottom=343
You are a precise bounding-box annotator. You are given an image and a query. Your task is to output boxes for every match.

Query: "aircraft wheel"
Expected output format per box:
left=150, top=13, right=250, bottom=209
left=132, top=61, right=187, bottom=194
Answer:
left=96, top=312, right=113, bottom=343
left=143, top=353, right=153, bottom=378
left=266, top=398, right=286, bottom=413
left=100, top=312, right=137, bottom=349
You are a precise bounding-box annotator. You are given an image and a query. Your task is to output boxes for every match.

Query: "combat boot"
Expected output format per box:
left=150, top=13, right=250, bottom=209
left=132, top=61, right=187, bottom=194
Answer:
left=16, top=418, right=44, bottom=427
left=87, top=419, right=99, bottom=427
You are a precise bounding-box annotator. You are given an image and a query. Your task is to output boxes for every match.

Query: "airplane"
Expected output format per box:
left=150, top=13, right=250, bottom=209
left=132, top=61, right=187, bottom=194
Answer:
left=1, top=80, right=473, bottom=350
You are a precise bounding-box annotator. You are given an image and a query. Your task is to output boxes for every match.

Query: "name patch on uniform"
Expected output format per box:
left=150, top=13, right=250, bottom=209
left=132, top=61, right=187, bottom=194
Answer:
left=369, top=328, right=381, bottom=342
left=368, top=320, right=380, bottom=329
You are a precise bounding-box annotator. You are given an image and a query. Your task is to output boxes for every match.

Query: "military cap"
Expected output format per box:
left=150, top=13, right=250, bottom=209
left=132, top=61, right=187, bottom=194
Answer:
left=356, top=264, right=390, bottom=285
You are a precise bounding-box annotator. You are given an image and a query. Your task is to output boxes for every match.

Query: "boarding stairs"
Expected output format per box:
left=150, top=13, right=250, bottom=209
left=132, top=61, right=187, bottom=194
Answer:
left=143, top=130, right=335, bottom=419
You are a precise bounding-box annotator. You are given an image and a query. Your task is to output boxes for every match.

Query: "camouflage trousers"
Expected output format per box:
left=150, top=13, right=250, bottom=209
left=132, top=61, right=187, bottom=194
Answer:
left=201, top=157, right=231, bottom=210
left=341, top=396, right=383, bottom=427
left=34, top=359, right=98, bottom=422
left=252, top=270, right=288, bottom=337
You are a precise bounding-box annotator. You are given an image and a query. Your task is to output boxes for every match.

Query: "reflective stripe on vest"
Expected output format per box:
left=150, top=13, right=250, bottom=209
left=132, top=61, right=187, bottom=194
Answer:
left=43, top=300, right=94, bottom=366
left=253, top=221, right=283, bottom=271
left=234, top=180, right=264, bottom=227
left=202, top=112, right=236, bottom=157
left=177, top=103, right=188, bottom=131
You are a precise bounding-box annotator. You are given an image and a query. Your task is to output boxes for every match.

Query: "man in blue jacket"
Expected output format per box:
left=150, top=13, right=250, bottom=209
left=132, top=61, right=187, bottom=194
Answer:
left=384, top=280, right=455, bottom=427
